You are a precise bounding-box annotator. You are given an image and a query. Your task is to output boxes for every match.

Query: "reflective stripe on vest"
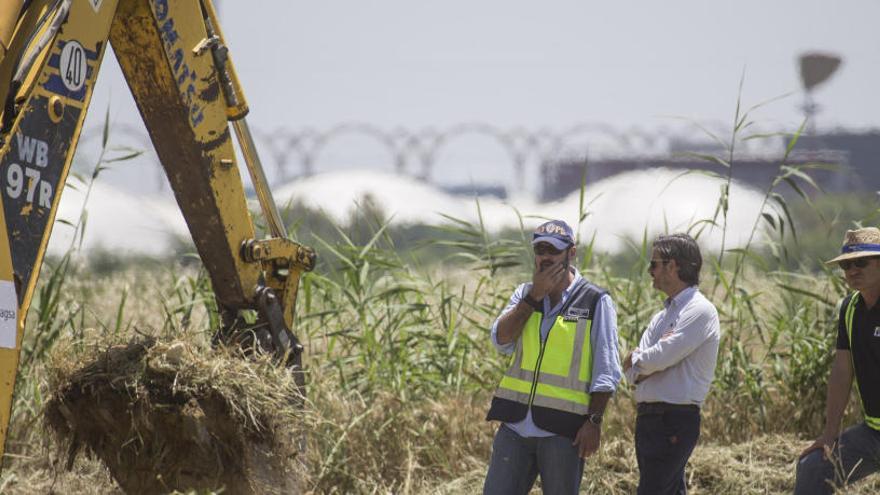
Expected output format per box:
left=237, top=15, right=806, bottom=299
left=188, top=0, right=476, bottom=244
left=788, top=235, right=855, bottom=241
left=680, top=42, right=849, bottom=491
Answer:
left=494, top=311, right=593, bottom=415
left=844, top=292, right=880, bottom=431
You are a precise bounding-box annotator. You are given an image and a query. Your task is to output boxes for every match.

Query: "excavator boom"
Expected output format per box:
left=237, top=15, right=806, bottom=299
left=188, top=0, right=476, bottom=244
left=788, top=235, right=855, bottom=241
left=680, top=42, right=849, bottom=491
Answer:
left=0, top=0, right=315, bottom=467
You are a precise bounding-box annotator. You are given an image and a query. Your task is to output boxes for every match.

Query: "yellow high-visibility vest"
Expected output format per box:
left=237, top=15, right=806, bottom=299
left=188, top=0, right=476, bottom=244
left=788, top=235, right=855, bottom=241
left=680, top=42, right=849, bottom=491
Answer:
left=486, top=280, right=605, bottom=438
left=495, top=310, right=593, bottom=414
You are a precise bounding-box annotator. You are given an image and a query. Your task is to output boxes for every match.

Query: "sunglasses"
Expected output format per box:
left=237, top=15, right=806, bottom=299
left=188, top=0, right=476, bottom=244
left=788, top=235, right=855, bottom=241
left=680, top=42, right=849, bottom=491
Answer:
left=839, top=257, right=877, bottom=270
left=649, top=259, right=670, bottom=270
left=534, top=244, right=565, bottom=256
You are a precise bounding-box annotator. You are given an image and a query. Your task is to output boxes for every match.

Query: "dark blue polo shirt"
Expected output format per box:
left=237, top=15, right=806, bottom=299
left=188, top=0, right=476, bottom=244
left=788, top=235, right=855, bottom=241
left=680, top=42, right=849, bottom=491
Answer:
left=837, top=294, right=880, bottom=417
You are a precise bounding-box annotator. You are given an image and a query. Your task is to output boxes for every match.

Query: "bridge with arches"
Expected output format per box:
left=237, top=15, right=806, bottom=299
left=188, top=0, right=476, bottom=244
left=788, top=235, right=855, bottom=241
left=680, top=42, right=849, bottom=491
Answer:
left=75, top=121, right=783, bottom=194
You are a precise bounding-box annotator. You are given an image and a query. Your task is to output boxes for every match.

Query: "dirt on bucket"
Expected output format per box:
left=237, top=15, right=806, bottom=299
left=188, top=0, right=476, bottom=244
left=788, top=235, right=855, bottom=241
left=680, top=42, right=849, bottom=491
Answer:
left=43, top=337, right=304, bottom=494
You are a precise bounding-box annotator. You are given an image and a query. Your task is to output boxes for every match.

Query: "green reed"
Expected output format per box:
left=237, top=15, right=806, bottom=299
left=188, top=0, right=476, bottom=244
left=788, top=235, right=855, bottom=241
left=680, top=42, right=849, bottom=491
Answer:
left=3, top=93, right=880, bottom=493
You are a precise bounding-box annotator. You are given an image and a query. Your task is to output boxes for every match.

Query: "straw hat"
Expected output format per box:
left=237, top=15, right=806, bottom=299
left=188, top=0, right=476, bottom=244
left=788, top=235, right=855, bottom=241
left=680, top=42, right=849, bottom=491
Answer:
left=825, top=227, right=880, bottom=265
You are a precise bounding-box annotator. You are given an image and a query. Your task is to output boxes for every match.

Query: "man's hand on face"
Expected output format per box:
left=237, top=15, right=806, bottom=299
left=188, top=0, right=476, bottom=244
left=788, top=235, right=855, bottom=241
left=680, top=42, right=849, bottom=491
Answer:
left=531, top=259, right=567, bottom=300
left=573, top=421, right=601, bottom=459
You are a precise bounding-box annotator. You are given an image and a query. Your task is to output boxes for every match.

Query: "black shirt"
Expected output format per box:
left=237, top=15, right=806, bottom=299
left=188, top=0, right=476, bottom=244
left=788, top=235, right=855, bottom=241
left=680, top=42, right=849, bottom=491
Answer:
left=836, top=293, right=880, bottom=417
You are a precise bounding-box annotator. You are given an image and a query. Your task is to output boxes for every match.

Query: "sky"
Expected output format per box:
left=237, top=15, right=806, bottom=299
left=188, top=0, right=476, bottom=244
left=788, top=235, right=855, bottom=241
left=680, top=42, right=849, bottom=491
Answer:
left=81, top=0, right=880, bottom=195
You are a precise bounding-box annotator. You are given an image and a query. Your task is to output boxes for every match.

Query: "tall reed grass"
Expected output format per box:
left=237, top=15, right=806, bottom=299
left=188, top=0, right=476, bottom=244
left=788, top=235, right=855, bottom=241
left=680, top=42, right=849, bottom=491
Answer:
left=2, top=97, right=880, bottom=493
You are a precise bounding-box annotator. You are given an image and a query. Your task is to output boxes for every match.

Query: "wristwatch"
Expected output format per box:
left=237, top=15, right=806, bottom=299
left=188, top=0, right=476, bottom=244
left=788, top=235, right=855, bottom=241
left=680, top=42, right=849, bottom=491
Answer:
left=522, top=293, right=542, bottom=311
left=586, top=412, right=603, bottom=425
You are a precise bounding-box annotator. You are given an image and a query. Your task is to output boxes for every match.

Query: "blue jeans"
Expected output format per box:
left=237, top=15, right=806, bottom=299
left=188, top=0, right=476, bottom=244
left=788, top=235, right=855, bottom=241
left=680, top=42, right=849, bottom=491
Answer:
left=483, top=424, right=584, bottom=495
left=635, top=406, right=701, bottom=495
left=794, top=422, right=880, bottom=495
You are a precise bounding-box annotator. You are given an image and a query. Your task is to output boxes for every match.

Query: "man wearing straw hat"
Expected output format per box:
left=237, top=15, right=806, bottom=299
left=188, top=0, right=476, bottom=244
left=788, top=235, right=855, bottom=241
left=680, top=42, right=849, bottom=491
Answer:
left=795, top=227, right=880, bottom=494
left=483, top=219, right=622, bottom=495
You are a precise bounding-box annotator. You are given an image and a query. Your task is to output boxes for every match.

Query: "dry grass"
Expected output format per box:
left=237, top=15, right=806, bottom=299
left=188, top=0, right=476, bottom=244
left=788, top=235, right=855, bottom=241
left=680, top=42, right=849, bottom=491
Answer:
left=5, top=367, right=880, bottom=494
left=0, top=234, right=877, bottom=493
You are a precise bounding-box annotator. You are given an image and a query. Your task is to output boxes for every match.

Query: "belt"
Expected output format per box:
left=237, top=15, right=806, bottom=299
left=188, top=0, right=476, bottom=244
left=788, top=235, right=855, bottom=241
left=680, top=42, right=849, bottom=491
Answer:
left=637, top=402, right=700, bottom=415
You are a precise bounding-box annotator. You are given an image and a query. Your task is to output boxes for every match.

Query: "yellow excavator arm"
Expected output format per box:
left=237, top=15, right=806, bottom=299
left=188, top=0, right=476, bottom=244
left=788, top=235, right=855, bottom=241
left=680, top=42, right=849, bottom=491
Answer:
left=0, top=0, right=315, bottom=467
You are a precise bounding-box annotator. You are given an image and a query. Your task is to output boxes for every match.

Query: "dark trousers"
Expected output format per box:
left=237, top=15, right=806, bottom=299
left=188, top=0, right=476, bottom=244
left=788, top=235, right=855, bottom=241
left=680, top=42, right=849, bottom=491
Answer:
left=794, top=422, right=880, bottom=494
left=635, top=403, right=701, bottom=495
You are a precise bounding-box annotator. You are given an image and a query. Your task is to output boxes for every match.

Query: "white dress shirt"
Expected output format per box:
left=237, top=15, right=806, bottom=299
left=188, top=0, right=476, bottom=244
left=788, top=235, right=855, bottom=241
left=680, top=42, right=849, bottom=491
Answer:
left=625, top=286, right=720, bottom=405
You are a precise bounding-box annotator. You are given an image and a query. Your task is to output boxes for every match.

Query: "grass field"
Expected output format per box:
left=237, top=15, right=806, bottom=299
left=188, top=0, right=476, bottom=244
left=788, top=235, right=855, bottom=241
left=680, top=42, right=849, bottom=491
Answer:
left=1, top=211, right=879, bottom=494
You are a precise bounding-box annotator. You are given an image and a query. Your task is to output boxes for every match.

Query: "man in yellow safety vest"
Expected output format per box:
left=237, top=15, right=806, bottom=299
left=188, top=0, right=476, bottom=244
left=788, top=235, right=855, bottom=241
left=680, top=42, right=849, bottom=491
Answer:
left=483, top=220, right=622, bottom=495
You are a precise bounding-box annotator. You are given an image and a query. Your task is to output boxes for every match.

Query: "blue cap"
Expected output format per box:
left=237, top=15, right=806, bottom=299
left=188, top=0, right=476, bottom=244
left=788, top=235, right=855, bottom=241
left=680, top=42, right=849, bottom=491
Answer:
left=531, top=220, right=575, bottom=250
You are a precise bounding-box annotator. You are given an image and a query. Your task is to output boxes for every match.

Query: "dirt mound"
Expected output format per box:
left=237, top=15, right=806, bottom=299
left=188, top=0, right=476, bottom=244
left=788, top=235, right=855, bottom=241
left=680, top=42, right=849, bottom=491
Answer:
left=43, top=337, right=304, bottom=494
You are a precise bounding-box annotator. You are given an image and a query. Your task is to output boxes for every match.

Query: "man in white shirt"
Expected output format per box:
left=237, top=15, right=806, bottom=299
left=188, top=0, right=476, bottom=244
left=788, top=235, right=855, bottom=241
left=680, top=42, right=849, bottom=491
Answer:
left=623, top=233, right=720, bottom=495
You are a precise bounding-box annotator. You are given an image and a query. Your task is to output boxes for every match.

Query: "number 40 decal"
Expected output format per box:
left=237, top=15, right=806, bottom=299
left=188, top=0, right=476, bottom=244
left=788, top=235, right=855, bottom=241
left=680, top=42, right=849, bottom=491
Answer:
left=59, top=40, right=87, bottom=92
